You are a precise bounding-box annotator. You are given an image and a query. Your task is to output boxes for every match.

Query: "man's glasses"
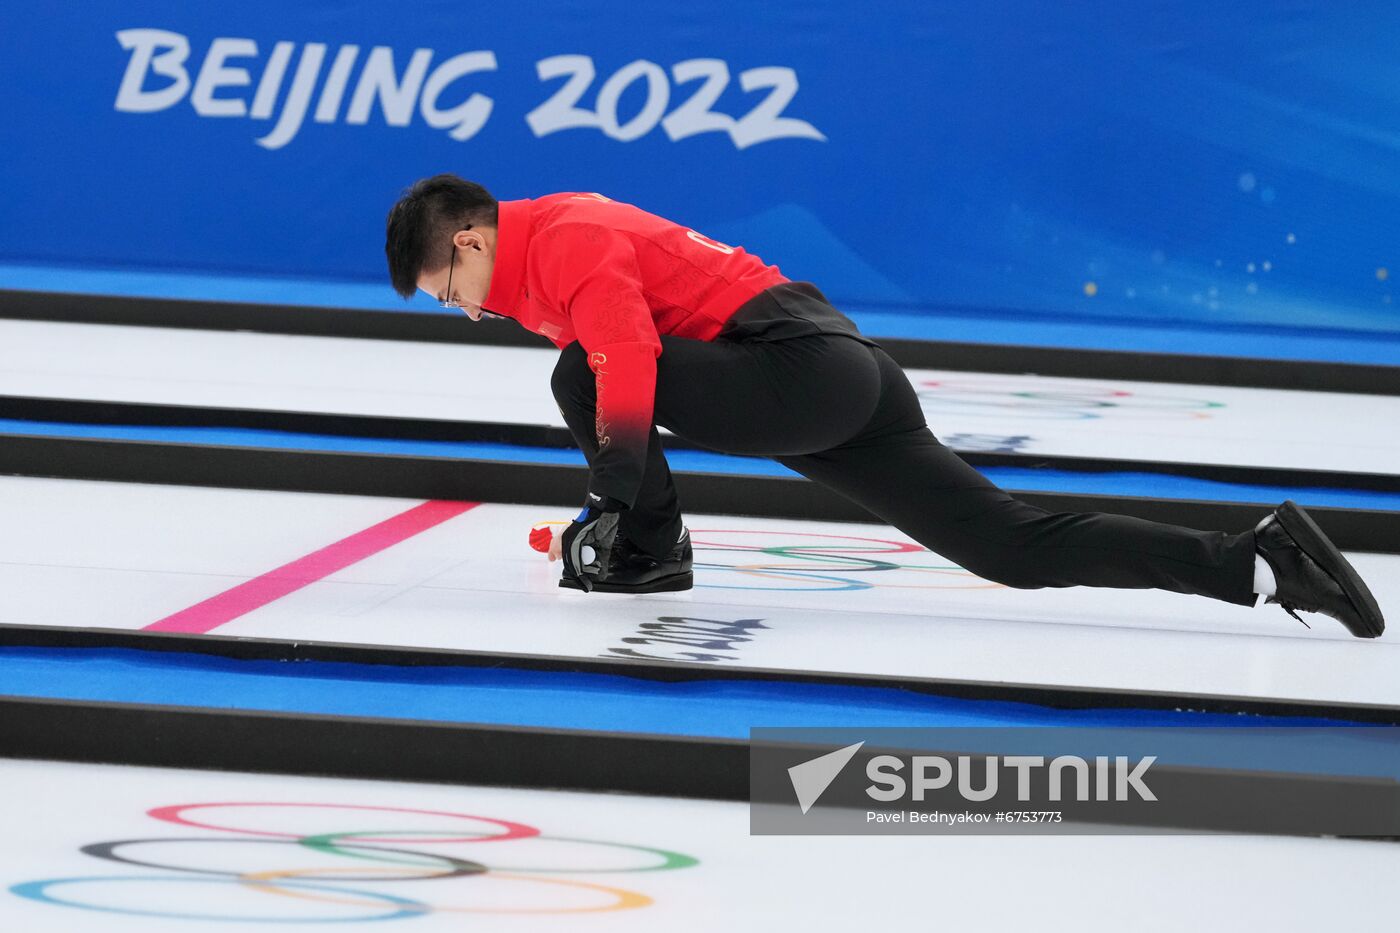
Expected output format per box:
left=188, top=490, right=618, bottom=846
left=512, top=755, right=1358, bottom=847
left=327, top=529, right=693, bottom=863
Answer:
left=439, top=225, right=472, bottom=309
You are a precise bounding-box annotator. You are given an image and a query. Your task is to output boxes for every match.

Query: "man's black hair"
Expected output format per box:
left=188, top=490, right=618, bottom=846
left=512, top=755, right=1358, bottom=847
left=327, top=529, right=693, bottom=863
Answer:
left=385, top=174, right=499, bottom=298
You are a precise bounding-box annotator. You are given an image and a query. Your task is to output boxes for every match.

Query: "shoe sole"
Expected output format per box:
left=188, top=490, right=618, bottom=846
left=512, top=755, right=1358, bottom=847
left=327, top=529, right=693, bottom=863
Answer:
left=1275, top=500, right=1385, bottom=638
left=559, top=571, right=694, bottom=594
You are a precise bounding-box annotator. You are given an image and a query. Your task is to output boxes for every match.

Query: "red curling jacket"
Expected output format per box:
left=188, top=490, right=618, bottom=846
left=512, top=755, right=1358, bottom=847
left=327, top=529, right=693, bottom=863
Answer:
left=481, top=192, right=788, bottom=508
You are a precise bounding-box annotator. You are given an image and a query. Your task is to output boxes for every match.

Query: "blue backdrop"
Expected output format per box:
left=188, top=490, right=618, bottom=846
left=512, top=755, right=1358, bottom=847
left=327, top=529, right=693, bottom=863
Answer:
left=4, top=1, right=1399, bottom=335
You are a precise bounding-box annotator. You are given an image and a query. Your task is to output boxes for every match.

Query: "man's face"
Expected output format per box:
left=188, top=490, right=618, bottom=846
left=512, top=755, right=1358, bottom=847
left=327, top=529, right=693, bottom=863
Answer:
left=418, top=227, right=496, bottom=320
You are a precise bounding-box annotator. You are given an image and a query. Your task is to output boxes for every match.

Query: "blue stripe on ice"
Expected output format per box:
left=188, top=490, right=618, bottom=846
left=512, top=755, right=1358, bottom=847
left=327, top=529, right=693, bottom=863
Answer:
left=0, top=264, right=449, bottom=315
left=2, top=418, right=1398, bottom=512
left=3, top=268, right=1397, bottom=364
left=0, top=647, right=1392, bottom=778
left=844, top=304, right=1400, bottom=366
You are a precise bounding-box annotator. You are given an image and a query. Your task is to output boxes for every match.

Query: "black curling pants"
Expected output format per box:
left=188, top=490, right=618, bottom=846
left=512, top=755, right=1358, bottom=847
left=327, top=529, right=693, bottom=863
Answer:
left=550, top=286, right=1260, bottom=606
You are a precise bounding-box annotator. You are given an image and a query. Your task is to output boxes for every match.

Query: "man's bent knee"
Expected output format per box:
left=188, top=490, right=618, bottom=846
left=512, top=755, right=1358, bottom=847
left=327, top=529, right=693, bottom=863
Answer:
left=551, top=341, right=592, bottom=405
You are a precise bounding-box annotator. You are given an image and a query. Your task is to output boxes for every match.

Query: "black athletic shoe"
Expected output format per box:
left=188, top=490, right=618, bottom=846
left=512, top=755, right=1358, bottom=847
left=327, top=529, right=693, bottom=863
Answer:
left=1254, top=500, right=1385, bottom=638
left=559, top=528, right=693, bottom=594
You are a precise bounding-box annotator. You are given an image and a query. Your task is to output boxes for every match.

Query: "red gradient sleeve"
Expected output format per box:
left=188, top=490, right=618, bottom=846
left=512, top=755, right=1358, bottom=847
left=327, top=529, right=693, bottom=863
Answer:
left=536, top=224, right=662, bottom=508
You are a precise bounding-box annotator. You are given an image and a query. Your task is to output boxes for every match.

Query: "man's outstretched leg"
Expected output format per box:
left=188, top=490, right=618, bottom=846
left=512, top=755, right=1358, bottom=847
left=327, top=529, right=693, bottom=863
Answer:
left=782, top=423, right=1259, bottom=605
left=778, top=346, right=1385, bottom=637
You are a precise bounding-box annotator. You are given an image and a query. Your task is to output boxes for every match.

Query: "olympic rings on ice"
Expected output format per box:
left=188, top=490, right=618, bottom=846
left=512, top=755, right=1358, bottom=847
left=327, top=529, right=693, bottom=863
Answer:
left=689, top=528, right=1003, bottom=591
left=915, top=377, right=1225, bottom=422
left=9, top=801, right=701, bottom=921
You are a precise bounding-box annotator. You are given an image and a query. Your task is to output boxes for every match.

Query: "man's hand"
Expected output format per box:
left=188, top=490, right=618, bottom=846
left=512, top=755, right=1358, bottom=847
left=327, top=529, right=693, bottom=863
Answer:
left=559, top=502, right=622, bottom=592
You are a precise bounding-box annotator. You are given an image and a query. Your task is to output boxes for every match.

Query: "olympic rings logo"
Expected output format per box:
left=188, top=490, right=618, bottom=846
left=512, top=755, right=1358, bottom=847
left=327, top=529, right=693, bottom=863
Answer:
left=9, top=802, right=699, bottom=922
left=689, top=529, right=1002, bottom=592
left=915, top=378, right=1225, bottom=422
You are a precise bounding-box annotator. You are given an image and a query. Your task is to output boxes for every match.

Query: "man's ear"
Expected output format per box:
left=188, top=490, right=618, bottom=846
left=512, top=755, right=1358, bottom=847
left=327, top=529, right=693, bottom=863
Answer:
left=455, top=229, right=486, bottom=251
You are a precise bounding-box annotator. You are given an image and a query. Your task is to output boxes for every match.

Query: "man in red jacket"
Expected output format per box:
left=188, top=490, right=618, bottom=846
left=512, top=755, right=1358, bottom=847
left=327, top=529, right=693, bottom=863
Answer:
left=385, top=174, right=1385, bottom=639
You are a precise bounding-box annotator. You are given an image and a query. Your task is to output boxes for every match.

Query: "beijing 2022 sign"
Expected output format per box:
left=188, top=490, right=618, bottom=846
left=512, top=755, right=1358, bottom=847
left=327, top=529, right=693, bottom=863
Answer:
left=114, top=29, right=828, bottom=151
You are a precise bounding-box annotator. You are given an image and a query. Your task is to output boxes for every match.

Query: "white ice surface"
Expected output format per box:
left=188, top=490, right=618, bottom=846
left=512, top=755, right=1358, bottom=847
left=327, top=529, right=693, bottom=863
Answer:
left=3, top=319, right=1398, bottom=473
left=1, top=476, right=1396, bottom=707
left=0, top=758, right=1394, bottom=931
